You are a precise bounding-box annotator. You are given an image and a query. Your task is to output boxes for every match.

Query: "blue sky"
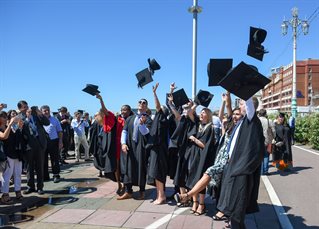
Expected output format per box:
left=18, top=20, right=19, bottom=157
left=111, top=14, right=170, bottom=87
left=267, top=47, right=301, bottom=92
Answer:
left=1, top=0, right=318, bottom=115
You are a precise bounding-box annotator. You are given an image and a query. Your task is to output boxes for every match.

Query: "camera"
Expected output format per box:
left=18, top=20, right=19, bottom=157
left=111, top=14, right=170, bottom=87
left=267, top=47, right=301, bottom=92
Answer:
left=1, top=104, right=7, bottom=108
left=31, top=106, right=38, bottom=111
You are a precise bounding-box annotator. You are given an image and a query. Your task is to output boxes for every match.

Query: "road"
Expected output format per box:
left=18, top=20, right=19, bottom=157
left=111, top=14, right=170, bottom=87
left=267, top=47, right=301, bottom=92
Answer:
left=266, top=145, right=319, bottom=228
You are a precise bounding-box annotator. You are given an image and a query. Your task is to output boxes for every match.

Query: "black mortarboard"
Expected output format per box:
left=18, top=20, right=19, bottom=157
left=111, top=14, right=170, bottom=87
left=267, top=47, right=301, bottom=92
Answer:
left=82, top=84, right=100, bottom=96
left=77, top=110, right=84, bottom=114
left=148, top=58, right=161, bottom=73
left=136, top=68, right=153, bottom=88
left=172, top=88, right=189, bottom=107
left=194, top=90, right=214, bottom=107
left=247, top=26, right=268, bottom=61
left=218, top=61, right=271, bottom=100
left=207, top=59, right=233, bottom=86
left=136, top=58, right=161, bottom=88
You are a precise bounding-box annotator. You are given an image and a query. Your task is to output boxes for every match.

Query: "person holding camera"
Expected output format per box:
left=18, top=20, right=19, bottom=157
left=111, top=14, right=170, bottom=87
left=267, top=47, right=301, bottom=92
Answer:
left=0, top=111, right=24, bottom=204
left=56, top=107, right=71, bottom=165
left=71, top=111, right=90, bottom=162
left=17, top=101, right=50, bottom=195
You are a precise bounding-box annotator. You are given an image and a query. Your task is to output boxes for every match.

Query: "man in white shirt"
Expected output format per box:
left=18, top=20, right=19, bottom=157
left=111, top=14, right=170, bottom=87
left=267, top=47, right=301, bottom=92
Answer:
left=71, top=111, right=90, bottom=162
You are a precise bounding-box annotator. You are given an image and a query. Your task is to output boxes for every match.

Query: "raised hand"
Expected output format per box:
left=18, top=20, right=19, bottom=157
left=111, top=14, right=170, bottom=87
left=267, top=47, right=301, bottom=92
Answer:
left=152, top=82, right=159, bottom=94
left=170, top=82, right=177, bottom=94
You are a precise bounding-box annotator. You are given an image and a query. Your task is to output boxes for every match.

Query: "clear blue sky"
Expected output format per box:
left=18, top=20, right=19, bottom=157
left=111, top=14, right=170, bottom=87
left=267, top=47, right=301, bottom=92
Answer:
left=1, top=0, right=318, bottom=115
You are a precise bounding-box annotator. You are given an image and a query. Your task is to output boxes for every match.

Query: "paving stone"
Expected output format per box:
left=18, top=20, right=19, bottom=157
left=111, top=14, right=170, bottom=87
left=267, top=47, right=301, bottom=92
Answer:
left=99, top=197, right=142, bottom=211
left=42, top=209, right=95, bottom=224
left=136, top=199, right=177, bottom=214
left=63, top=198, right=111, bottom=210
left=162, top=214, right=213, bottom=229
left=122, top=212, right=167, bottom=228
left=81, top=209, right=132, bottom=227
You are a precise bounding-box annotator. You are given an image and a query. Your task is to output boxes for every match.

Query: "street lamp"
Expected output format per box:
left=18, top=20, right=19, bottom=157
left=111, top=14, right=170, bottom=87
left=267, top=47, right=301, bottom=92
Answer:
left=188, top=0, right=202, bottom=99
left=281, top=7, right=309, bottom=118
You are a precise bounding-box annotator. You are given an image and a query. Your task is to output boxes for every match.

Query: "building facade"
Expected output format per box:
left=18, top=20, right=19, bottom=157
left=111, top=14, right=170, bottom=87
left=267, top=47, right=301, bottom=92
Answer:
left=262, top=59, right=319, bottom=114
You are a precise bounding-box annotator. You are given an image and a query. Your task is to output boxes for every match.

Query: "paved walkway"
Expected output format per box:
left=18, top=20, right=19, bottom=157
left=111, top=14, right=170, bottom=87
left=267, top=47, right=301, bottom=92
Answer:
left=0, top=156, right=281, bottom=229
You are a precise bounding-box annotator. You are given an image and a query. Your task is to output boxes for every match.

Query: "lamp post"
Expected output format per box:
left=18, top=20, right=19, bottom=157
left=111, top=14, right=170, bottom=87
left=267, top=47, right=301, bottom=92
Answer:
left=281, top=7, right=309, bottom=118
left=188, top=0, right=202, bottom=99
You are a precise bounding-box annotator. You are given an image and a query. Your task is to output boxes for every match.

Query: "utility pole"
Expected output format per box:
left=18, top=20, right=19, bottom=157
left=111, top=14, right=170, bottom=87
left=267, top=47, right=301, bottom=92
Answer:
left=281, top=7, right=309, bottom=118
left=188, top=0, right=202, bottom=99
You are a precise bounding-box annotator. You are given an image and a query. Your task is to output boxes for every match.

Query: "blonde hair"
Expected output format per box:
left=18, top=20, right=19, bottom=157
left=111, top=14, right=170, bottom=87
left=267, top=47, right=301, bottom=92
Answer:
left=201, top=108, right=213, bottom=123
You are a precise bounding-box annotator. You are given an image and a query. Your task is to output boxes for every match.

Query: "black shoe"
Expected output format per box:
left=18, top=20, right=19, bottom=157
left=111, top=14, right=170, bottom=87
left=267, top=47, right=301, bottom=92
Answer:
left=60, top=160, right=69, bottom=165
left=23, top=188, right=35, bottom=195
left=53, top=177, right=60, bottom=183
left=43, top=176, right=50, bottom=182
left=37, top=189, right=44, bottom=195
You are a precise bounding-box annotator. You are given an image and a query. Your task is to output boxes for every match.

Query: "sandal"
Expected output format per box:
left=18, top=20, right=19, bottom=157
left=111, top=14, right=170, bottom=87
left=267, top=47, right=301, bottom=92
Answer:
left=213, top=214, right=228, bottom=221
left=174, top=193, right=190, bottom=205
left=194, top=203, right=206, bottom=216
left=1, top=193, right=14, bottom=205
left=190, top=201, right=199, bottom=214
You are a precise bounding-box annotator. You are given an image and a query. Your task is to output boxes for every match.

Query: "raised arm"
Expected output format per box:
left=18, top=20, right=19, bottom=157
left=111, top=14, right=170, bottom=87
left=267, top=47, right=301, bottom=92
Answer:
left=152, top=83, right=161, bottom=112
left=167, top=94, right=181, bottom=121
left=218, top=93, right=226, bottom=121
left=187, top=102, right=197, bottom=123
left=96, top=93, right=108, bottom=116
left=225, top=91, right=232, bottom=117
left=0, top=118, right=14, bottom=140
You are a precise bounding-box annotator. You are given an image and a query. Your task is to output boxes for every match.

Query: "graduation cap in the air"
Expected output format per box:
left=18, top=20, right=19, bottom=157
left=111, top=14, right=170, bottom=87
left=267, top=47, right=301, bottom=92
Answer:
left=136, top=58, right=161, bottom=88
left=82, top=84, right=100, bottom=96
left=247, top=26, right=269, bottom=61
left=171, top=88, right=190, bottom=108
left=207, top=59, right=233, bottom=86
left=194, top=90, right=214, bottom=107
left=218, top=61, right=271, bottom=100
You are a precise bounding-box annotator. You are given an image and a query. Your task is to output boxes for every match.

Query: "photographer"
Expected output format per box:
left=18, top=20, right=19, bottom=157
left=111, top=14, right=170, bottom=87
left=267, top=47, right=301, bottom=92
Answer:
left=71, top=111, right=90, bottom=162
left=17, top=101, right=50, bottom=195
left=0, top=111, right=24, bottom=204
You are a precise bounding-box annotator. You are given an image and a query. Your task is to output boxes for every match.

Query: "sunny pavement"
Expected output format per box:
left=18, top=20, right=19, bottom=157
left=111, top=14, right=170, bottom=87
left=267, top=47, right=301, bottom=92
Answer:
left=8, top=157, right=281, bottom=229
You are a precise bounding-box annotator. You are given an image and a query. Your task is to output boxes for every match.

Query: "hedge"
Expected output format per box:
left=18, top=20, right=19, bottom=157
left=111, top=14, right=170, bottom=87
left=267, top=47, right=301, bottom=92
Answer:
left=295, top=114, right=319, bottom=150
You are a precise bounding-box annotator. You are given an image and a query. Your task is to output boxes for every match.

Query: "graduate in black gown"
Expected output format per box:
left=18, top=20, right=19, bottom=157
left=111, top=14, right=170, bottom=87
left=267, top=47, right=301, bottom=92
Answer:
left=272, top=113, right=293, bottom=171
left=217, top=97, right=264, bottom=229
left=118, top=98, right=153, bottom=200
left=167, top=94, right=195, bottom=205
left=185, top=105, right=216, bottom=215
left=147, top=83, right=169, bottom=205
left=91, top=94, right=117, bottom=183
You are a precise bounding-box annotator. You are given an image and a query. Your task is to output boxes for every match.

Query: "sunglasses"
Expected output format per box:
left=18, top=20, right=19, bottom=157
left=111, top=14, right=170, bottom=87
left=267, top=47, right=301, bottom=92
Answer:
left=138, top=100, right=147, bottom=105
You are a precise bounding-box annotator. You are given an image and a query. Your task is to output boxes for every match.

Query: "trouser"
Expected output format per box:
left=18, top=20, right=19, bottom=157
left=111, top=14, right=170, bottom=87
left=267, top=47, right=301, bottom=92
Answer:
left=74, top=135, right=89, bottom=160
left=26, top=144, right=45, bottom=190
left=261, top=146, right=269, bottom=174
left=44, top=139, right=61, bottom=179
left=60, top=135, right=70, bottom=160
left=1, top=157, right=22, bottom=193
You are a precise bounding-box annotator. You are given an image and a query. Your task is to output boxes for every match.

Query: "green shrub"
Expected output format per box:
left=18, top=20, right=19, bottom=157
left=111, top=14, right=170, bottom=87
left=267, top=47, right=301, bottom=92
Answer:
left=295, top=115, right=311, bottom=144
left=309, top=114, right=319, bottom=150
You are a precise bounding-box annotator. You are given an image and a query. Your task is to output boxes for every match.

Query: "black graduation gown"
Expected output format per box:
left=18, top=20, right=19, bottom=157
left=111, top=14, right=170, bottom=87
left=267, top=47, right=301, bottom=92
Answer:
left=185, top=122, right=216, bottom=189
left=92, top=121, right=117, bottom=181
left=147, top=110, right=169, bottom=185
left=120, top=114, right=153, bottom=188
left=273, top=123, right=293, bottom=163
left=89, top=122, right=100, bottom=157
left=217, top=113, right=264, bottom=224
left=169, top=115, right=196, bottom=187
left=167, top=115, right=178, bottom=179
